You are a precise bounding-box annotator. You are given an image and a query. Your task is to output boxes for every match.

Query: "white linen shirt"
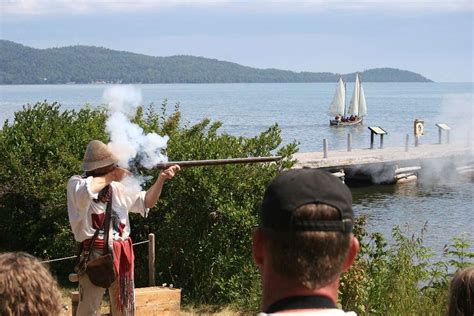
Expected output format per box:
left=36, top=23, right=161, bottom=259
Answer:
left=67, top=175, right=149, bottom=242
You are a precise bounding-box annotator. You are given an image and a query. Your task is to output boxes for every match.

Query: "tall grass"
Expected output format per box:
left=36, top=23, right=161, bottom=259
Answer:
left=340, top=216, right=473, bottom=315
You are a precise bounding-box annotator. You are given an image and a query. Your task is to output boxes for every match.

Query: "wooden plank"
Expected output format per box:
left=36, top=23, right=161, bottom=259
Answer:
left=135, top=290, right=180, bottom=306
left=395, top=172, right=416, bottom=180
left=395, top=166, right=421, bottom=173
left=135, top=287, right=181, bottom=315
left=71, top=287, right=181, bottom=316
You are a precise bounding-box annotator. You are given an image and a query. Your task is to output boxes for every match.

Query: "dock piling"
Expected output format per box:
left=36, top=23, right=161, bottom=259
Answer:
left=323, top=139, right=328, bottom=158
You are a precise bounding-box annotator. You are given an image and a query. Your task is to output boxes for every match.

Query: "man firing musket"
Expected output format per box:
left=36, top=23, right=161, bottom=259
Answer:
left=67, top=140, right=281, bottom=315
left=67, top=140, right=180, bottom=315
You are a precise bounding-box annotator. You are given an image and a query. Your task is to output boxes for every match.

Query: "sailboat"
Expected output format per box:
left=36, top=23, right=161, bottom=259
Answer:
left=329, top=74, right=367, bottom=126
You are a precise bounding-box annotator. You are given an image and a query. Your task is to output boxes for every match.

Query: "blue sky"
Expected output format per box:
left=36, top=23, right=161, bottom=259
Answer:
left=1, top=0, right=472, bottom=82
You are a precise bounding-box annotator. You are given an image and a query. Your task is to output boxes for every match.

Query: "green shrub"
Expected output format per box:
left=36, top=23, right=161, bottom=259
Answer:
left=0, top=102, right=107, bottom=262
left=340, top=216, right=473, bottom=315
left=0, top=101, right=297, bottom=308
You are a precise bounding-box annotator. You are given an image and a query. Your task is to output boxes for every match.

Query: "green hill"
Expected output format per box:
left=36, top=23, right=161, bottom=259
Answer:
left=0, top=40, right=432, bottom=84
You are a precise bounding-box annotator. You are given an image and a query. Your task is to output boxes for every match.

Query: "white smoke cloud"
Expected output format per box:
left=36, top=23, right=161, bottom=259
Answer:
left=120, top=174, right=153, bottom=198
left=436, top=93, right=473, bottom=151
left=103, top=85, right=169, bottom=171
left=102, top=85, right=142, bottom=115
left=344, top=93, right=474, bottom=185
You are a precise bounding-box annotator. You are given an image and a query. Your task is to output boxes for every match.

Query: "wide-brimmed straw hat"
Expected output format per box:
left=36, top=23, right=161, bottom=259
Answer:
left=81, top=140, right=119, bottom=172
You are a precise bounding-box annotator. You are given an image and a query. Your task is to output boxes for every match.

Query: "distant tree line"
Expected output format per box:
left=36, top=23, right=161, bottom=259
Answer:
left=0, top=40, right=432, bottom=84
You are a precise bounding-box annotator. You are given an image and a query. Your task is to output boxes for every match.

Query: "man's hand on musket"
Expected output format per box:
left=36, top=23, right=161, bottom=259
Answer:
left=145, top=165, right=181, bottom=208
left=158, top=165, right=181, bottom=181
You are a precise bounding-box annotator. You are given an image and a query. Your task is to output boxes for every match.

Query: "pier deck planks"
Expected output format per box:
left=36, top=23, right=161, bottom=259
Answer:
left=293, top=143, right=472, bottom=169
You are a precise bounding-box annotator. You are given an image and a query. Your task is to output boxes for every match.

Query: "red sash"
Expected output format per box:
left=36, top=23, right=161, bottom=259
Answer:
left=82, top=237, right=135, bottom=314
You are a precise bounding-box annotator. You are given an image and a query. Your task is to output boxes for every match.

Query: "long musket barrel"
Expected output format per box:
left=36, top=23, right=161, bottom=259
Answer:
left=155, top=156, right=282, bottom=169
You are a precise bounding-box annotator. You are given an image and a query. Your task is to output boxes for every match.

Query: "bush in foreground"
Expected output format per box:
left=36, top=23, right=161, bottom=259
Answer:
left=341, top=216, right=473, bottom=315
left=0, top=101, right=296, bottom=309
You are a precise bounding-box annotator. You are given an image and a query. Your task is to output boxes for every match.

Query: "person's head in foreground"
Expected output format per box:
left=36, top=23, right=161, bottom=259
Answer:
left=447, top=266, right=474, bottom=316
left=252, top=168, right=360, bottom=315
left=0, top=252, right=62, bottom=316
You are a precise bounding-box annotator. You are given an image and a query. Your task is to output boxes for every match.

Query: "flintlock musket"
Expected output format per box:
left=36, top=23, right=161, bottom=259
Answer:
left=153, top=156, right=283, bottom=169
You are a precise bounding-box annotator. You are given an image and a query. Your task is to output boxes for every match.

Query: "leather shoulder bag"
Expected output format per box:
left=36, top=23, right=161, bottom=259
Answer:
left=78, top=191, right=117, bottom=288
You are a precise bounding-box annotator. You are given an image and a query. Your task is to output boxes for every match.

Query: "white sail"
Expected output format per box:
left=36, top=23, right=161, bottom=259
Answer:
left=358, top=82, right=367, bottom=116
left=328, top=77, right=345, bottom=116
left=347, top=74, right=360, bottom=116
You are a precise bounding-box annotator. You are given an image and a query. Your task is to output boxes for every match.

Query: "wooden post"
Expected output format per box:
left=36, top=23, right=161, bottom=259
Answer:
left=148, top=233, right=155, bottom=287
left=415, top=135, right=419, bottom=147
left=71, top=292, right=79, bottom=316
left=447, top=130, right=450, bottom=144
left=347, top=133, right=352, bottom=152
left=379, top=135, right=384, bottom=149
left=323, top=139, right=328, bottom=158
left=370, top=132, right=375, bottom=149
left=405, top=134, right=409, bottom=152
left=438, top=128, right=442, bottom=144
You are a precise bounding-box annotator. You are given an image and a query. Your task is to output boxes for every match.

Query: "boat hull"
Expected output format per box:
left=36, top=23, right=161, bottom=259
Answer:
left=329, top=118, right=363, bottom=127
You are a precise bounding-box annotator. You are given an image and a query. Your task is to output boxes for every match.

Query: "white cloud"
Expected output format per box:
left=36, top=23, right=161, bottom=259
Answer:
left=1, top=0, right=217, bottom=15
left=2, top=0, right=472, bottom=15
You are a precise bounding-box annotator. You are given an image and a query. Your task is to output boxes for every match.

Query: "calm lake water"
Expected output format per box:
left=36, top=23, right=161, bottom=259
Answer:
left=1, top=83, right=473, bottom=258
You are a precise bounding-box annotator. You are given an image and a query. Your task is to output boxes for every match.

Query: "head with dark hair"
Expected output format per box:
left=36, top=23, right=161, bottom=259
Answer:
left=447, top=266, right=474, bottom=316
left=263, top=203, right=352, bottom=289
left=0, top=252, right=62, bottom=316
left=252, top=169, right=359, bottom=312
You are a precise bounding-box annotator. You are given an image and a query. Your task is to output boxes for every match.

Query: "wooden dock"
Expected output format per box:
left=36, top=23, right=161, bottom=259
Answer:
left=293, top=143, right=472, bottom=169
left=292, top=143, right=473, bottom=184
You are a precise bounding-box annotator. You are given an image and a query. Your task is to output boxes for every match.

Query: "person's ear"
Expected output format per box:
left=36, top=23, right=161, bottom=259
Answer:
left=252, top=227, right=264, bottom=266
left=342, top=235, right=360, bottom=272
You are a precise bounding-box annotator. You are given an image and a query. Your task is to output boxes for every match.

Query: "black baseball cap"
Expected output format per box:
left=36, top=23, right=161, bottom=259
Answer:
left=259, top=169, right=354, bottom=233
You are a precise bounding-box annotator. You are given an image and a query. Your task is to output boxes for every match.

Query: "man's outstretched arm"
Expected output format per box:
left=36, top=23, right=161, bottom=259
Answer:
left=145, top=165, right=180, bottom=208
